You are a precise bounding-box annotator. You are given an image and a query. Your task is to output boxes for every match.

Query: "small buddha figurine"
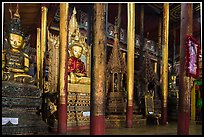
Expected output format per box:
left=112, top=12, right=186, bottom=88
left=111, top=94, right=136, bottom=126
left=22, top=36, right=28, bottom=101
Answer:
left=2, top=7, right=36, bottom=84
left=67, top=31, right=90, bottom=85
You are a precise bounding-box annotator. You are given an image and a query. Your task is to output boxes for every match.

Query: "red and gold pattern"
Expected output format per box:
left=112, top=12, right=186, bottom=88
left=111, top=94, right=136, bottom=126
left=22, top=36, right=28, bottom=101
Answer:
left=68, top=56, right=87, bottom=76
left=185, top=35, right=201, bottom=79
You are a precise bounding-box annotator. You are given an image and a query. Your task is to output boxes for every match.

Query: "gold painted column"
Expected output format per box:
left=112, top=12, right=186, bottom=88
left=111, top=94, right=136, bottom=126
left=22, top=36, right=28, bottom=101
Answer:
left=40, top=6, right=48, bottom=91
left=177, top=3, right=193, bottom=135
left=126, top=3, right=135, bottom=128
left=90, top=3, right=106, bottom=135
left=57, top=3, right=69, bottom=134
left=36, top=28, right=41, bottom=89
left=161, top=3, right=169, bottom=125
left=40, top=6, right=48, bottom=122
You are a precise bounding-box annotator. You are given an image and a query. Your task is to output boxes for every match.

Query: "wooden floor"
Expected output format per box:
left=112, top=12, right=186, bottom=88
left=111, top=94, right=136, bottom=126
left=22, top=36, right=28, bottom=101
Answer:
left=48, top=120, right=202, bottom=135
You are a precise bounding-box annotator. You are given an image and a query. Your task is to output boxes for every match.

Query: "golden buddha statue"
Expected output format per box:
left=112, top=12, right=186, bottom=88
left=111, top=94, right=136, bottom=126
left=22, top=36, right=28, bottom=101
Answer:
left=67, top=7, right=90, bottom=85
left=68, top=31, right=90, bottom=85
left=2, top=7, right=36, bottom=84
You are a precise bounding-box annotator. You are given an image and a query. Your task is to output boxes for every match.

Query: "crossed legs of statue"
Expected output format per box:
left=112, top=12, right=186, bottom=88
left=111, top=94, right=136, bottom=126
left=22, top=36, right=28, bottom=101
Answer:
left=68, top=72, right=90, bottom=84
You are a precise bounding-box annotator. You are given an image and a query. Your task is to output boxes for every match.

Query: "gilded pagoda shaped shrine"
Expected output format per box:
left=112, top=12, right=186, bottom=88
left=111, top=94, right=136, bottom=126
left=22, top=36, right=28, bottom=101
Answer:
left=106, top=19, right=127, bottom=114
left=105, top=19, right=128, bottom=128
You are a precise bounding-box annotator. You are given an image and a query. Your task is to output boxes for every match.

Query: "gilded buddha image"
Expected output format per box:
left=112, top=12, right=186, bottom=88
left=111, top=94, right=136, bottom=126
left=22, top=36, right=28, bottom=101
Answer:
left=2, top=7, right=36, bottom=84
left=67, top=7, right=90, bottom=85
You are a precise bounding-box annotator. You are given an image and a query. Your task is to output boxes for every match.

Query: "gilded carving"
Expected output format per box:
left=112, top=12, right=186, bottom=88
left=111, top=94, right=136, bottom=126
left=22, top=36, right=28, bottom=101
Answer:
left=106, top=19, right=127, bottom=114
left=47, top=31, right=60, bottom=93
left=67, top=7, right=91, bottom=85
left=2, top=5, right=36, bottom=84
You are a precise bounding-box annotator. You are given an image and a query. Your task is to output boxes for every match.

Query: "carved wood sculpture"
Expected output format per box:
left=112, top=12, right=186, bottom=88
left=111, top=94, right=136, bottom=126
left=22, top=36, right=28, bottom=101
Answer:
left=47, top=32, right=60, bottom=94
left=106, top=19, right=127, bottom=114
left=41, top=31, right=60, bottom=128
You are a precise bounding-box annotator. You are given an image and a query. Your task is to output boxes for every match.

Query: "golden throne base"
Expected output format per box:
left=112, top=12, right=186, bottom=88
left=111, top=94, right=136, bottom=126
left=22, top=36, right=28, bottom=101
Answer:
left=68, top=83, right=90, bottom=93
left=67, top=83, right=90, bottom=130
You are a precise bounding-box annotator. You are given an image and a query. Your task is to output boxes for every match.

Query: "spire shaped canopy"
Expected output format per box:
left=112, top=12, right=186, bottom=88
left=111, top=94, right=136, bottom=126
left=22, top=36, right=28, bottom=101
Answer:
left=8, top=4, right=24, bottom=37
left=107, top=19, right=126, bottom=74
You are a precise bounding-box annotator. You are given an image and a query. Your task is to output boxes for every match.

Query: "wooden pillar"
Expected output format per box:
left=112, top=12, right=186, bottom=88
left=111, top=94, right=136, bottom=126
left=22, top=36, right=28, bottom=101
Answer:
left=36, top=28, right=41, bottom=89
left=40, top=6, right=48, bottom=122
left=177, top=3, right=193, bottom=135
left=126, top=3, right=135, bottom=128
left=58, top=3, right=69, bottom=134
left=139, top=5, right=145, bottom=104
left=40, top=6, right=48, bottom=91
left=161, top=3, right=169, bottom=125
left=157, top=15, right=162, bottom=82
left=90, top=3, right=106, bottom=135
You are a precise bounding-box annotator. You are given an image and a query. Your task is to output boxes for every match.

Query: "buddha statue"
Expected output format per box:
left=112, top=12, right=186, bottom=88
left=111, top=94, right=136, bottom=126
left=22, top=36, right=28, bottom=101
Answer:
left=68, top=30, right=90, bottom=85
left=67, top=7, right=90, bottom=85
left=2, top=7, right=36, bottom=84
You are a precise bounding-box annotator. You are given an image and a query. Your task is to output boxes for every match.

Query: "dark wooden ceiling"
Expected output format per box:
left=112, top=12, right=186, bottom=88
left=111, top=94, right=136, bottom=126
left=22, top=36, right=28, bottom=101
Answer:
left=3, top=3, right=201, bottom=55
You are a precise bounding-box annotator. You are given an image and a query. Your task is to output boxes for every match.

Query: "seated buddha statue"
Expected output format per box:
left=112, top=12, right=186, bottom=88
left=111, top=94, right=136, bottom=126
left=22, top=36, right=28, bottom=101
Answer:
left=67, top=7, right=90, bottom=87
left=2, top=8, right=36, bottom=84
left=68, top=31, right=90, bottom=85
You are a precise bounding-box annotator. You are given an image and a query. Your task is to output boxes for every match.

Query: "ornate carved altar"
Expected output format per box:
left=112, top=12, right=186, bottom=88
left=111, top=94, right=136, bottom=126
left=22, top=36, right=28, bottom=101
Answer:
left=2, top=6, right=48, bottom=135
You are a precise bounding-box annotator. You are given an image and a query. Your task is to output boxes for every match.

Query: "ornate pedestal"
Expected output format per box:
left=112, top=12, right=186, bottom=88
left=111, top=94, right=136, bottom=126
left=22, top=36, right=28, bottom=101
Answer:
left=2, top=81, right=48, bottom=135
left=106, top=92, right=125, bottom=114
left=67, top=83, right=90, bottom=130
